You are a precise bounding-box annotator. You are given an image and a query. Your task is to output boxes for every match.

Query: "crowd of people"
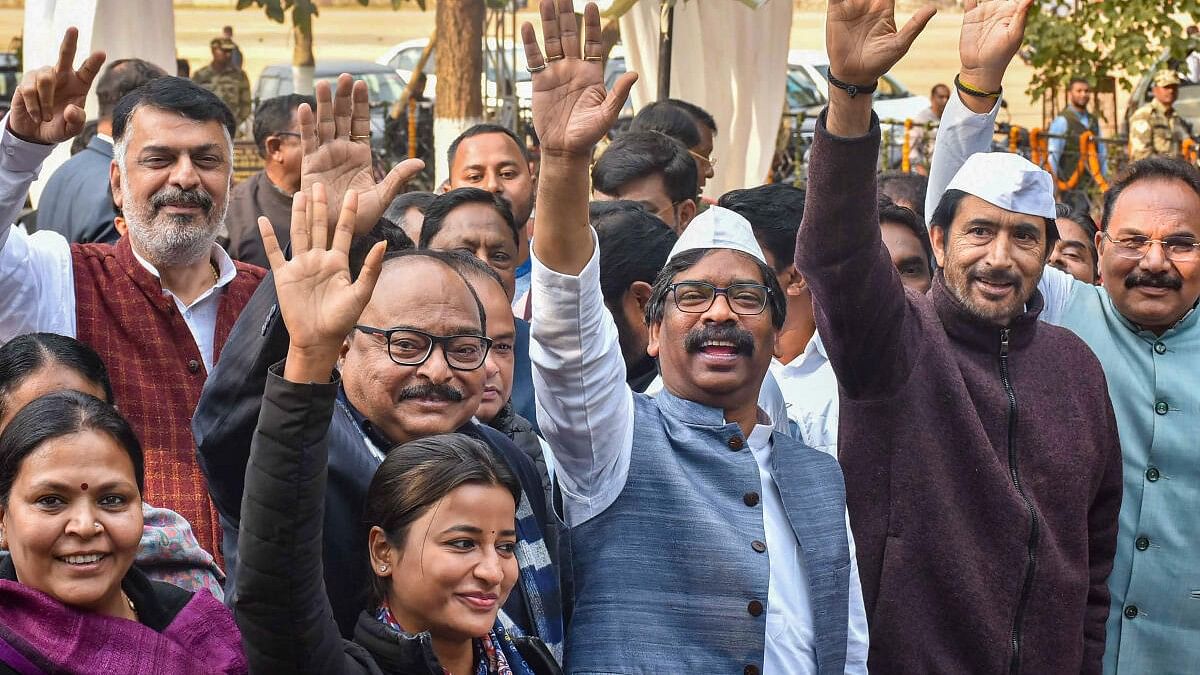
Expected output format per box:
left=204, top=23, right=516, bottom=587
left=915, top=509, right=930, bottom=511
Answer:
left=0, top=0, right=1196, bottom=673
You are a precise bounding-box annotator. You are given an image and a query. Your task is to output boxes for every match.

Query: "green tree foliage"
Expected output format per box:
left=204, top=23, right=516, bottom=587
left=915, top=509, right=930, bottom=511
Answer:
left=237, top=0, right=427, bottom=39
left=1025, top=1, right=1200, bottom=100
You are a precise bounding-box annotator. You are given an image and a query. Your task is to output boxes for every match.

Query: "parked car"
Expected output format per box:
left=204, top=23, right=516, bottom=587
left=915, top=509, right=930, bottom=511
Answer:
left=788, top=49, right=930, bottom=123
left=378, top=38, right=533, bottom=109
left=0, top=51, right=20, bottom=117
left=253, top=60, right=406, bottom=151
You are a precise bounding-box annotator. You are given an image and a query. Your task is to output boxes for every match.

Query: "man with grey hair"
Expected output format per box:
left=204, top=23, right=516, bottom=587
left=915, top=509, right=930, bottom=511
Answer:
left=37, top=57, right=167, bottom=243
left=0, top=31, right=424, bottom=564
left=0, top=32, right=263, bottom=562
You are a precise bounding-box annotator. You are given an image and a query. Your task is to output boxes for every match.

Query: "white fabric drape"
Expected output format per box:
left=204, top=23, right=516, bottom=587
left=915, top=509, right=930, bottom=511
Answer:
left=23, top=0, right=177, bottom=206
left=617, top=0, right=792, bottom=197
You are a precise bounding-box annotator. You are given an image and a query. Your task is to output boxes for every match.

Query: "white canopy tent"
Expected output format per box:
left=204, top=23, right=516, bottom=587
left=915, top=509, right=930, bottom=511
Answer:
left=23, top=0, right=177, bottom=207
left=582, top=0, right=792, bottom=198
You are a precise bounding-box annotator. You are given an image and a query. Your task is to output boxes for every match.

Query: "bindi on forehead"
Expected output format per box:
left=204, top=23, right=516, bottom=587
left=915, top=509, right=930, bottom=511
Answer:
left=80, top=483, right=88, bottom=492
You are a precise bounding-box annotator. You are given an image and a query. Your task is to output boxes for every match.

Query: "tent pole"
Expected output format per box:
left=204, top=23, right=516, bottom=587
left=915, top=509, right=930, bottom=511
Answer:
left=657, top=1, right=674, bottom=100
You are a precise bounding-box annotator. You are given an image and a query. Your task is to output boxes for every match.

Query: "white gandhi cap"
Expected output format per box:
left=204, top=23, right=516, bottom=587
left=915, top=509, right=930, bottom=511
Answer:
left=667, top=205, right=768, bottom=264
left=944, top=152, right=1058, bottom=220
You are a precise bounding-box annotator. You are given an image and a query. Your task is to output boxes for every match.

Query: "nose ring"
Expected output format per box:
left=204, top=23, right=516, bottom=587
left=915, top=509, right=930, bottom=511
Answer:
left=94, top=522, right=102, bottom=531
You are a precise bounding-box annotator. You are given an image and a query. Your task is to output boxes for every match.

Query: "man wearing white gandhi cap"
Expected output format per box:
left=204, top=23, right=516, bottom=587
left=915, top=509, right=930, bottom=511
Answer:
left=524, top=2, right=866, bottom=665
left=791, top=0, right=1123, bottom=668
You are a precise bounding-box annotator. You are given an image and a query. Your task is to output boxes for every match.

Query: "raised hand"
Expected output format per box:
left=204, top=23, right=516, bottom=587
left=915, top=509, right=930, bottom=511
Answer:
left=299, top=74, right=424, bottom=237
left=826, top=0, right=936, bottom=87
left=7, top=28, right=105, bottom=145
left=259, top=183, right=386, bottom=383
left=521, top=0, right=636, bottom=159
left=959, top=0, right=1034, bottom=92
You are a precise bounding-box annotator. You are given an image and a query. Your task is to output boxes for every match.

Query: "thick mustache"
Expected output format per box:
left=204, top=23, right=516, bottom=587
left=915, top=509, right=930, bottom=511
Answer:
left=151, top=187, right=213, bottom=212
left=397, top=383, right=464, bottom=402
left=1125, top=271, right=1183, bottom=291
left=684, top=324, right=756, bottom=356
left=969, top=269, right=1022, bottom=287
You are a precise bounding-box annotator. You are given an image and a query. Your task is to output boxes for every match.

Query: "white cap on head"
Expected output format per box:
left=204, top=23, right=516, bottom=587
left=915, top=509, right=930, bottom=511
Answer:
left=944, top=152, right=1058, bottom=220
left=667, top=205, right=767, bottom=264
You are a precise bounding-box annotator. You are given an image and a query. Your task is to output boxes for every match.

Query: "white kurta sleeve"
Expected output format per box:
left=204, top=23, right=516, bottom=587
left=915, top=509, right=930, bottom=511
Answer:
left=1036, top=264, right=1083, bottom=326
left=529, top=232, right=635, bottom=527
left=924, top=94, right=1002, bottom=222
left=845, top=515, right=870, bottom=673
left=0, top=118, right=75, bottom=342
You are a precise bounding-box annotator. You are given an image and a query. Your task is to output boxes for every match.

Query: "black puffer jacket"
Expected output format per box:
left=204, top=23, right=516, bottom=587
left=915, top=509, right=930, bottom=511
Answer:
left=234, top=364, right=560, bottom=675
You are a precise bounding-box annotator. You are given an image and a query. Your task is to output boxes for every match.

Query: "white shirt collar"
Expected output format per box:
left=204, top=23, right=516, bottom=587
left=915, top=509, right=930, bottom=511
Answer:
left=129, top=242, right=238, bottom=294
left=95, top=132, right=114, bottom=146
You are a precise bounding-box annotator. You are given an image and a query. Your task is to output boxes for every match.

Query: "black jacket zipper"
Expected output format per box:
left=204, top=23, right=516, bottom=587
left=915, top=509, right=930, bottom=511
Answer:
left=1001, top=327, right=1040, bottom=675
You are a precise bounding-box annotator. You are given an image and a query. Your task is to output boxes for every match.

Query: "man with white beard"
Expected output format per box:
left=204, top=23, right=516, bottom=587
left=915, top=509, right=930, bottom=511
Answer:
left=0, top=30, right=421, bottom=565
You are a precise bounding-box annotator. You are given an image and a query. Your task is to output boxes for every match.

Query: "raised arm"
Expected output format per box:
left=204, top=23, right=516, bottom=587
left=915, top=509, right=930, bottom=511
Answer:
left=0, top=28, right=105, bottom=340
left=234, top=185, right=387, bottom=672
left=793, top=0, right=934, bottom=398
left=523, top=0, right=640, bottom=526
left=924, top=0, right=1033, bottom=219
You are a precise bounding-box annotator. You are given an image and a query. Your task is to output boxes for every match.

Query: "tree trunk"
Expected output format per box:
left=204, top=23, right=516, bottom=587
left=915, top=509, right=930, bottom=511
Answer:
left=292, top=6, right=316, bottom=95
left=434, top=0, right=485, bottom=186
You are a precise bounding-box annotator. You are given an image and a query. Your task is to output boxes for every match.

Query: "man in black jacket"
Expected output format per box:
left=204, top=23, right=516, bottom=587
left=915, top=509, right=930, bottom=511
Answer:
left=192, top=80, right=562, bottom=652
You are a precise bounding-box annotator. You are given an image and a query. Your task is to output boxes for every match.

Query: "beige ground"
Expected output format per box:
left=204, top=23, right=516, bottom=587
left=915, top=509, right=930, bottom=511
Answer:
left=0, top=5, right=1085, bottom=132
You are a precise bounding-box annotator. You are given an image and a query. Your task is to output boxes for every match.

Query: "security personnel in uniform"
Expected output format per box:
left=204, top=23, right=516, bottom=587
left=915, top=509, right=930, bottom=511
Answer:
left=192, top=37, right=252, bottom=126
left=1129, top=70, right=1193, bottom=161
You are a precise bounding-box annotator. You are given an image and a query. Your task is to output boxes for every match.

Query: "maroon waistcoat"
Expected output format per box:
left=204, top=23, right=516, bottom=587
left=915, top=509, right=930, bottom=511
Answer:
left=72, top=237, right=264, bottom=567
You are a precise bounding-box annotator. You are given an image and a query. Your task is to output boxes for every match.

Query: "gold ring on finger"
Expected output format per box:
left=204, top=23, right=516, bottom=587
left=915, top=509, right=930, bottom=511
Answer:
left=350, top=133, right=370, bottom=141
left=545, top=54, right=565, bottom=62
left=528, top=63, right=548, bottom=73
left=584, top=55, right=603, bottom=62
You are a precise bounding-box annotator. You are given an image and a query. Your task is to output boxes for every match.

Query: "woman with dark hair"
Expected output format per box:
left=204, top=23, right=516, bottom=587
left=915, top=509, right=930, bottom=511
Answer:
left=0, top=392, right=246, bottom=674
left=234, top=187, right=559, bottom=674
left=0, top=333, right=225, bottom=598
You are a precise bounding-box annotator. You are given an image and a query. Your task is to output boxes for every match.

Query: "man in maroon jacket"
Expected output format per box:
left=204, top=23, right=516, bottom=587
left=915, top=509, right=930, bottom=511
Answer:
left=0, top=30, right=420, bottom=565
left=796, top=1, right=1123, bottom=673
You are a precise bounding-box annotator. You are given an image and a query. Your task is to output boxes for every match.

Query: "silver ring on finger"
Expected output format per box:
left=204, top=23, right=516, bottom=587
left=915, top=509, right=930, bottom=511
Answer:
left=528, top=63, right=548, bottom=73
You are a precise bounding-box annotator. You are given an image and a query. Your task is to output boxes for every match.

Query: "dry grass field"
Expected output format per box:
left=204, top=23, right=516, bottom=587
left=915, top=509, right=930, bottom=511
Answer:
left=0, top=4, right=1099, bottom=132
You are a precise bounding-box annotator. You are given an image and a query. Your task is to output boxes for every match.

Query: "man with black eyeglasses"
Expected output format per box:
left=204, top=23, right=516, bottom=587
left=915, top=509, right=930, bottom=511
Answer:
left=224, top=94, right=314, bottom=267
left=523, top=3, right=864, bottom=670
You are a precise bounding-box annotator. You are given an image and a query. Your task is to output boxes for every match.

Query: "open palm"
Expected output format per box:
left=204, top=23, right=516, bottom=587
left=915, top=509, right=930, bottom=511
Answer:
left=826, top=0, right=935, bottom=86
left=299, top=76, right=424, bottom=236
left=522, top=0, right=636, bottom=158
left=960, top=0, right=1034, bottom=75
left=260, top=184, right=384, bottom=357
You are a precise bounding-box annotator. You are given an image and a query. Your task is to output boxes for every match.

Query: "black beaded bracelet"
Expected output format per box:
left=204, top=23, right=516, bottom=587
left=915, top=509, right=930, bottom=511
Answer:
left=828, top=72, right=878, bottom=98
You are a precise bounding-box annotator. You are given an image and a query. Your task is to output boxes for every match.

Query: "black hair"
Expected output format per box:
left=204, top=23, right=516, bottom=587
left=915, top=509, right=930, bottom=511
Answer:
left=666, top=98, right=717, bottom=135
left=1067, top=77, right=1091, bottom=89
left=363, top=432, right=520, bottom=605
left=252, top=94, right=316, bottom=157
left=446, top=123, right=530, bottom=168
left=930, top=83, right=951, bottom=96
left=0, top=333, right=114, bottom=424
left=96, top=59, right=169, bottom=119
left=347, top=220, right=415, bottom=282
left=592, top=131, right=699, bottom=205
left=1102, top=157, right=1200, bottom=231
left=419, top=188, right=519, bottom=249
left=878, top=195, right=935, bottom=274
left=379, top=248, right=488, bottom=335
left=1054, top=201, right=1100, bottom=275
left=382, top=191, right=437, bottom=230
left=0, top=391, right=144, bottom=506
left=718, top=184, right=807, bottom=273
left=591, top=200, right=679, bottom=307
left=877, top=171, right=929, bottom=217
left=112, top=76, right=237, bottom=144
left=645, top=248, right=787, bottom=330
left=630, top=101, right=702, bottom=148
left=930, top=189, right=1059, bottom=255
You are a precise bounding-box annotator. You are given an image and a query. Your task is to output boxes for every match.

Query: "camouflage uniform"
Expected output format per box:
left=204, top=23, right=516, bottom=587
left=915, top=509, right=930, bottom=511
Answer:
left=1129, top=100, right=1190, bottom=161
left=193, top=64, right=252, bottom=126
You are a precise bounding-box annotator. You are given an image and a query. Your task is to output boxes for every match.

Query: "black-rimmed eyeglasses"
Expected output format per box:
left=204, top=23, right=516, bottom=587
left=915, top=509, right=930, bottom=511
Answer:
left=353, top=326, right=492, bottom=371
left=669, top=281, right=771, bottom=315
